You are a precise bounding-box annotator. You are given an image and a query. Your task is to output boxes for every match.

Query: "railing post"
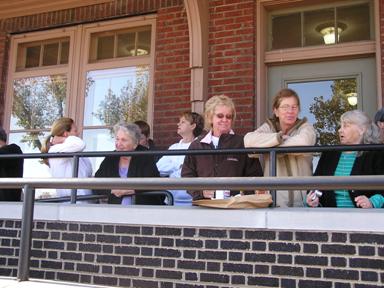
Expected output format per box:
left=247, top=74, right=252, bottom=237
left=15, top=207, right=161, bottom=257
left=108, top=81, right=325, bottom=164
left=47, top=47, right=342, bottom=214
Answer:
left=70, top=155, right=79, bottom=204
left=269, top=150, right=277, bottom=207
left=17, top=185, right=35, bottom=281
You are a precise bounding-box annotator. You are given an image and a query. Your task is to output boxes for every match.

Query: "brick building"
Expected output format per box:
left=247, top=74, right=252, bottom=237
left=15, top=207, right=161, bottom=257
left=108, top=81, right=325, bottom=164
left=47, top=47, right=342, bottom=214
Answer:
left=0, top=0, right=382, bottom=156
left=0, top=2, right=383, bottom=286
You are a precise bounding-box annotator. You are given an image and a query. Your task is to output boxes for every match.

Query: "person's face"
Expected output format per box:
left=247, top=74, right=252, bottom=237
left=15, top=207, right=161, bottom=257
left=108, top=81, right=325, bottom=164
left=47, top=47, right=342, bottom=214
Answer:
left=67, top=123, right=79, bottom=137
left=177, top=116, right=196, bottom=137
left=115, top=129, right=137, bottom=151
left=211, top=105, right=233, bottom=137
left=338, top=121, right=364, bottom=145
left=274, top=97, right=299, bottom=129
left=139, top=133, right=149, bottom=147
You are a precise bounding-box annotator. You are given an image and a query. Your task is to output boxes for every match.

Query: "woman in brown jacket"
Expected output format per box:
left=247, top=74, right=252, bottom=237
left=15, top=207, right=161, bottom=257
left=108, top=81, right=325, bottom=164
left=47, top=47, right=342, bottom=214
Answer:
left=181, top=95, right=263, bottom=201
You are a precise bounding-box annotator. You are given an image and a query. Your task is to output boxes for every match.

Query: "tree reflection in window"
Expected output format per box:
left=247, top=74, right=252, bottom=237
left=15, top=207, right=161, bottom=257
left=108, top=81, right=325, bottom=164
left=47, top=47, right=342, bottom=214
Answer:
left=11, top=75, right=67, bottom=149
left=289, top=78, right=356, bottom=145
left=85, top=66, right=148, bottom=128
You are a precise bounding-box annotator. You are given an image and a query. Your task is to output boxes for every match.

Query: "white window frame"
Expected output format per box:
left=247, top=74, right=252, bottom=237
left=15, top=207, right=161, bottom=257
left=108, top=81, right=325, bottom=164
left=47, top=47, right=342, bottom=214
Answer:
left=4, top=15, right=156, bottom=138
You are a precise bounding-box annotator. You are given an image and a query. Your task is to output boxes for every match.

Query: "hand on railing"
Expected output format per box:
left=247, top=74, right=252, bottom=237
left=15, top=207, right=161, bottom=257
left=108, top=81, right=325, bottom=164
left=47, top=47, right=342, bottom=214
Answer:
left=111, top=189, right=135, bottom=197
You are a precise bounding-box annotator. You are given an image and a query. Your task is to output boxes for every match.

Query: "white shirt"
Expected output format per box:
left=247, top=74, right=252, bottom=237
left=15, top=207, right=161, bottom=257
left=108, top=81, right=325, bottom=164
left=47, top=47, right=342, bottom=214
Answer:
left=156, top=139, right=192, bottom=205
left=48, top=136, right=93, bottom=199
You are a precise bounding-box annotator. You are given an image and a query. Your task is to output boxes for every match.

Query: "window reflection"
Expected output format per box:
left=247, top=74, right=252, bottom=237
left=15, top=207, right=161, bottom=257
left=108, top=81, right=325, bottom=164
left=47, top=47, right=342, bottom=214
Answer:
left=11, top=75, right=67, bottom=131
left=84, top=66, right=149, bottom=127
left=288, top=78, right=357, bottom=145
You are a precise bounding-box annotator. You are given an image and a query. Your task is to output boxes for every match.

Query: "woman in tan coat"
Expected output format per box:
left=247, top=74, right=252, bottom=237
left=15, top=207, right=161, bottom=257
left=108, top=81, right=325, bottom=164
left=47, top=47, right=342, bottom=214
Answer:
left=244, top=88, right=316, bottom=207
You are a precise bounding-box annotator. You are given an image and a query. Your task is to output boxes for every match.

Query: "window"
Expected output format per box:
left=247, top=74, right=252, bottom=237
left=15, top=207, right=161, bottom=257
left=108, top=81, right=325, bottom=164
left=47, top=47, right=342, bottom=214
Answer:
left=16, top=38, right=70, bottom=70
left=89, top=26, right=151, bottom=61
left=269, top=1, right=372, bottom=50
left=5, top=16, right=156, bottom=193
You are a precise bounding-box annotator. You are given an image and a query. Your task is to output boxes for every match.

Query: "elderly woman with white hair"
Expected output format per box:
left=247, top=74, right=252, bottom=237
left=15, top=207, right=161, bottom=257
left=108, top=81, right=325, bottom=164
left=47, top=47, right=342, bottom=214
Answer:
left=307, top=110, right=384, bottom=208
left=94, top=123, right=162, bottom=205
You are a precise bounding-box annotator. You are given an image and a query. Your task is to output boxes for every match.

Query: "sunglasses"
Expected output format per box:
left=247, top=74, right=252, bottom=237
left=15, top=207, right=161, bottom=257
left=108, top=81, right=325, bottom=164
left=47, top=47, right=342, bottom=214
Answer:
left=215, top=113, right=233, bottom=120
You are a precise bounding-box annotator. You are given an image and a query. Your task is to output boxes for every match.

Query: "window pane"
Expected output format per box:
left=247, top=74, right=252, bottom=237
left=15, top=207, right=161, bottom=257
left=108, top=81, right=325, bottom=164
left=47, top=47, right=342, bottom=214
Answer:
left=97, top=35, right=114, bottom=60
left=84, top=66, right=149, bottom=126
left=25, top=45, right=41, bottom=68
left=11, top=75, right=67, bottom=130
left=82, top=128, right=115, bottom=172
left=8, top=132, right=55, bottom=199
left=117, top=32, right=136, bottom=57
left=304, top=8, right=334, bottom=46
left=42, top=43, right=59, bottom=66
left=271, top=13, right=301, bottom=49
left=338, top=4, right=371, bottom=43
left=60, top=41, right=69, bottom=64
left=137, top=29, right=151, bottom=56
left=288, top=78, right=357, bottom=145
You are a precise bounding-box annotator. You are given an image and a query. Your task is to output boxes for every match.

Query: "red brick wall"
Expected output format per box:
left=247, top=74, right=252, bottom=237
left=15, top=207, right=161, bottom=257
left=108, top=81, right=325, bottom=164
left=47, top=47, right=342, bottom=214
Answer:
left=208, top=0, right=256, bottom=135
left=153, top=4, right=191, bottom=148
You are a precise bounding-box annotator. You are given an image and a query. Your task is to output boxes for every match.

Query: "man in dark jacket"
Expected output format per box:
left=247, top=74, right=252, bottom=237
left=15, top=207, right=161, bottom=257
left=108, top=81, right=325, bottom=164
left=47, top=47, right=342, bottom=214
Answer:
left=0, top=127, right=24, bottom=201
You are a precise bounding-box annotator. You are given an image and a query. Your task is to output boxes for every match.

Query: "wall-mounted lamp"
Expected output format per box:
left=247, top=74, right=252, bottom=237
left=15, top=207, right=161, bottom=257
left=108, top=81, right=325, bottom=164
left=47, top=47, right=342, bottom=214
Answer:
left=347, top=92, right=358, bottom=106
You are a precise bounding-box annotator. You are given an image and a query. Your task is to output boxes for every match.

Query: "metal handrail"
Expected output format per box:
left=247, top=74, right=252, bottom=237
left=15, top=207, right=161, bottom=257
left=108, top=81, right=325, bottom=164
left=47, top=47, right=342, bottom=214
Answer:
left=2, top=143, right=383, bottom=204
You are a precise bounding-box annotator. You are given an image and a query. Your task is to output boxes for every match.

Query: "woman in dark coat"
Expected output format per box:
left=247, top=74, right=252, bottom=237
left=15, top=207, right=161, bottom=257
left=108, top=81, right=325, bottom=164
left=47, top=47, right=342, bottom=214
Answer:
left=94, top=123, right=163, bottom=205
left=306, top=110, right=384, bottom=208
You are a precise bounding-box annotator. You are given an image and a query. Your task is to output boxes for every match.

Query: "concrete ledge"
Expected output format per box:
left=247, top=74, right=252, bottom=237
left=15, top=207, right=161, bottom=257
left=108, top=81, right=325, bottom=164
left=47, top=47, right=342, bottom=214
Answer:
left=0, top=277, right=103, bottom=288
left=0, top=202, right=383, bottom=232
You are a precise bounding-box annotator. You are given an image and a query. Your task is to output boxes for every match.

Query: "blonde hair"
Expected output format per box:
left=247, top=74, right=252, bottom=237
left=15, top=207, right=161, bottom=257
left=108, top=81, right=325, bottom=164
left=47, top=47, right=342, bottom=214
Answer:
left=340, top=110, right=381, bottom=144
left=204, top=95, right=236, bottom=130
left=41, top=117, right=74, bottom=165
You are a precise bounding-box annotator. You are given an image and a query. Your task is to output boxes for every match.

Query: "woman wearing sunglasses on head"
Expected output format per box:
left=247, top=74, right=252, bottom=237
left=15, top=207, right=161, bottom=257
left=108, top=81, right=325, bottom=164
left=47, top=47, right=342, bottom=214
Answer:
left=244, top=88, right=317, bottom=207
left=181, top=95, right=263, bottom=201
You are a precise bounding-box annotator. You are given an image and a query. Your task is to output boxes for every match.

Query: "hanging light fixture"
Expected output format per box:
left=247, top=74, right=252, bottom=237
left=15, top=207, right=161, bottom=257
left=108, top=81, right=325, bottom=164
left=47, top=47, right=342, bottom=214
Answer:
left=316, top=22, right=346, bottom=45
left=320, top=26, right=343, bottom=45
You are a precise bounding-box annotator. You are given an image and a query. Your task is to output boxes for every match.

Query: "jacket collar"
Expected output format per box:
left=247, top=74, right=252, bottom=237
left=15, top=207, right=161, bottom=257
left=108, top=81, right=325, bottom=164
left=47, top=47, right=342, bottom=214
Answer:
left=200, top=129, right=235, bottom=144
left=266, top=117, right=308, bottom=135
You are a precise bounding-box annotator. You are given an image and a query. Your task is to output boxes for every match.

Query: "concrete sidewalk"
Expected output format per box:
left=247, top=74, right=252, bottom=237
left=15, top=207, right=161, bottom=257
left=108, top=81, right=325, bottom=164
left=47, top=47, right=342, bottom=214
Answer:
left=0, top=278, right=107, bottom=288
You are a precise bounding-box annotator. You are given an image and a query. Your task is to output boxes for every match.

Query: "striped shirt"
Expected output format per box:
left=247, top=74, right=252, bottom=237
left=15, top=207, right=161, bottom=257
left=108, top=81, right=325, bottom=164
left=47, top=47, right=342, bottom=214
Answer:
left=334, top=152, right=357, bottom=208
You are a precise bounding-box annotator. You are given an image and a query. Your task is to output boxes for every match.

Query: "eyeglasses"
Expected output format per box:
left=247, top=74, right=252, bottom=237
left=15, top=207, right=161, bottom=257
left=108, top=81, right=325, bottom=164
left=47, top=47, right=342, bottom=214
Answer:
left=215, top=113, right=233, bottom=120
left=279, top=105, right=299, bottom=112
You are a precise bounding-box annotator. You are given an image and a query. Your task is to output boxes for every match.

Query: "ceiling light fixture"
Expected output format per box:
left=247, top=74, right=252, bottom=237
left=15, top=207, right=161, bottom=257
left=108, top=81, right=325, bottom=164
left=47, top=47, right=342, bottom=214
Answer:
left=316, top=22, right=347, bottom=45
left=320, top=26, right=342, bottom=45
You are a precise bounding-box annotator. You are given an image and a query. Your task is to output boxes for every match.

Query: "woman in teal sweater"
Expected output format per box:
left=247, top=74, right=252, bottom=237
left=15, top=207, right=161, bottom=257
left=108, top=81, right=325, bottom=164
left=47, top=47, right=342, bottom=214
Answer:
left=307, top=110, right=384, bottom=208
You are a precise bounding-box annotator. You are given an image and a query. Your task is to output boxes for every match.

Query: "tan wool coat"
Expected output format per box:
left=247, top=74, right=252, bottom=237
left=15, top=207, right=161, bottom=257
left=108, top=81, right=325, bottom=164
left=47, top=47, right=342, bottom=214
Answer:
left=244, top=117, right=317, bottom=207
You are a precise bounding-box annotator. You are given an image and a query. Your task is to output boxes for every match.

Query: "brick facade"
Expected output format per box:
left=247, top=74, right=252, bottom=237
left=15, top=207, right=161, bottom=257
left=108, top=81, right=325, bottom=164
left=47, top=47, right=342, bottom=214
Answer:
left=1, top=219, right=383, bottom=287
left=208, top=0, right=256, bottom=134
left=0, top=0, right=382, bottom=148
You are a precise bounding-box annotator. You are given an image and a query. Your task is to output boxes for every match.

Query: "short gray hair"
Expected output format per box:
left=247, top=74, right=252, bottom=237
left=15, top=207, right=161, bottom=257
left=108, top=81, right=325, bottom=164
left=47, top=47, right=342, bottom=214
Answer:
left=113, top=122, right=141, bottom=145
left=340, top=110, right=381, bottom=144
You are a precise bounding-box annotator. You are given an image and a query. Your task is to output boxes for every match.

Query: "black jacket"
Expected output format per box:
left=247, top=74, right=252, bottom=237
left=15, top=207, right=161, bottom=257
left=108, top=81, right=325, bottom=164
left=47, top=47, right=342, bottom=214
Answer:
left=314, top=150, right=384, bottom=207
left=0, top=144, right=24, bottom=201
left=94, top=145, right=163, bottom=205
